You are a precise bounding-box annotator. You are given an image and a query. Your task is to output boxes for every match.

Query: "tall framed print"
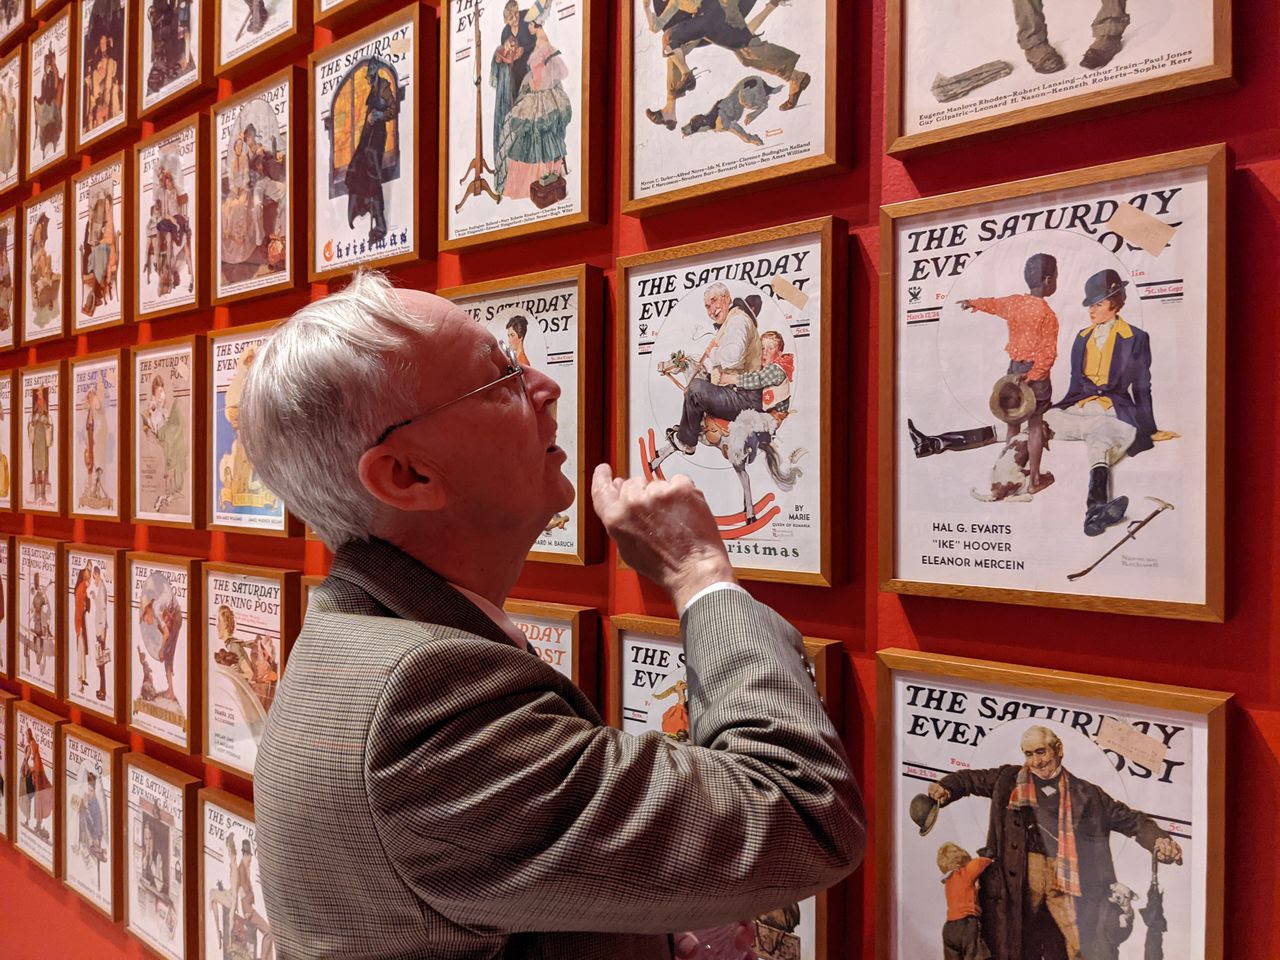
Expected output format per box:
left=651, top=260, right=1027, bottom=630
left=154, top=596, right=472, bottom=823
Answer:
left=0, top=208, right=16, bottom=347
left=439, top=263, right=601, bottom=564
left=22, top=183, right=69, bottom=345
left=123, top=752, right=200, bottom=960
left=505, top=598, right=597, bottom=700
left=127, top=551, right=202, bottom=754
left=62, top=724, right=127, bottom=920
left=138, top=0, right=213, bottom=119
left=198, top=789, right=273, bottom=960
left=64, top=544, right=127, bottom=721
left=69, top=348, right=128, bottom=522
left=27, top=7, right=73, bottom=179
left=0, top=689, right=13, bottom=838
left=215, top=0, right=307, bottom=77
left=439, top=0, right=601, bottom=251
left=0, top=0, right=24, bottom=53
left=308, top=3, right=422, bottom=281
left=75, top=0, right=133, bottom=152
left=211, top=67, right=301, bottom=305
left=876, top=648, right=1229, bottom=960
left=617, top=218, right=840, bottom=586
left=202, top=561, right=298, bottom=779
left=13, top=701, right=66, bottom=876
left=17, top=536, right=63, bottom=694
left=621, top=0, right=841, bottom=215
left=0, top=369, right=14, bottom=509
left=879, top=144, right=1226, bottom=620
left=71, top=151, right=129, bottom=333
left=0, top=46, right=23, bottom=196
left=0, top=536, right=11, bottom=677
left=135, top=115, right=207, bottom=320
left=19, top=363, right=65, bottom=516
left=134, top=335, right=205, bottom=528
left=886, top=0, right=1232, bottom=155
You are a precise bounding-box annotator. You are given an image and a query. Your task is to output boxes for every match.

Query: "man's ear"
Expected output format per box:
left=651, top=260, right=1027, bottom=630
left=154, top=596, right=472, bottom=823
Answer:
left=357, top=445, right=447, bottom=513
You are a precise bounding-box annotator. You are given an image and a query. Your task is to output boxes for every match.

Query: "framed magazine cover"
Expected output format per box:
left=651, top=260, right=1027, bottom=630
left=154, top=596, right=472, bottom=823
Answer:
left=18, top=362, right=65, bottom=516
left=133, top=335, right=206, bottom=529
left=123, top=751, right=201, bottom=960
left=886, top=0, right=1233, bottom=155
left=504, top=598, right=597, bottom=700
left=202, top=561, right=298, bottom=779
left=616, top=217, right=841, bottom=586
left=126, top=551, right=203, bottom=754
left=70, top=150, right=130, bottom=333
left=13, top=700, right=67, bottom=876
left=0, top=369, right=15, bottom=509
left=879, top=144, right=1226, bottom=620
left=16, top=535, right=63, bottom=696
left=0, top=45, right=24, bottom=196
left=0, top=535, right=11, bottom=677
left=215, top=0, right=309, bottom=77
left=26, top=6, right=74, bottom=179
left=61, top=724, right=127, bottom=920
left=198, top=788, right=273, bottom=960
left=438, top=0, right=603, bottom=251
left=137, top=0, right=214, bottom=120
left=876, top=648, right=1229, bottom=960
left=68, top=348, right=128, bottom=522
left=22, top=183, right=69, bottom=346
left=0, top=689, right=13, bottom=839
left=0, top=207, right=17, bottom=347
left=62, top=543, right=127, bottom=722
left=0, top=0, right=26, bottom=53
left=438, top=263, right=602, bottom=565
left=74, top=0, right=135, bottom=152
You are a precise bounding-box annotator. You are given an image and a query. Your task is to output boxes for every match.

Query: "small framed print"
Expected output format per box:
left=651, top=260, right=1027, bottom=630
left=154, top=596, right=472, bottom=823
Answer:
left=308, top=3, right=423, bottom=281
left=215, top=0, right=308, bottom=77
left=17, top=536, right=63, bottom=695
left=18, top=362, right=65, bottom=515
left=69, top=348, right=128, bottom=522
left=617, top=218, right=841, bottom=586
left=63, top=544, right=127, bottom=722
left=127, top=551, right=202, bottom=754
left=27, top=7, right=74, bottom=179
left=0, top=46, right=23, bottom=196
left=621, top=0, right=842, bottom=216
left=876, top=648, right=1229, bottom=960
left=885, top=0, right=1232, bottom=155
left=198, top=788, right=273, bottom=960
left=0, top=536, right=11, bottom=676
left=62, top=724, right=127, bottom=920
left=138, top=0, right=214, bottom=120
left=71, top=151, right=130, bottom=333
left=135, top=114, right=207, bottom=321
left=211, top=68, right=301, bottom=305
left=124, top=752, right=201, bottom=960
left=0, top=0, right=25, bottom=53
left=439, top=263, right=602, bottom=564
left=505, top=598, right=597, bottom=700
left=880, top=145, right=1226, bottom=620
left=0, top=207, right=17, bottom=347
left=0, top=369, right=15, bottom=509
left=14, top=701, right=66, bottom=876
left=202, top=561, right=298, bottom=779
left=0, top=689, right=13, bottom=838
left=134, top=335, right=206, bottom=528
left=22, top=183, right=69, bottom=346
left=75, top=0, right=134, bottom=152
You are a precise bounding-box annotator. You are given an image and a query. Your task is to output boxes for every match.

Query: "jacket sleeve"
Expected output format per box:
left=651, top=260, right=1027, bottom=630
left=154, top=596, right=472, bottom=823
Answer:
left=1098, top=787, right=1169, bottom=851
left=1126, top=329, right=1157, bottom=455
left=939, top=766, right=1007, bottom=802
left=365, top=588, right=864, bottom=935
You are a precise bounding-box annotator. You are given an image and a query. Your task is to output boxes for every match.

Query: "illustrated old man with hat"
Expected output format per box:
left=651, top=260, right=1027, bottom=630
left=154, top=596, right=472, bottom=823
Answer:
left=916, top=724, right=1183, bottom=960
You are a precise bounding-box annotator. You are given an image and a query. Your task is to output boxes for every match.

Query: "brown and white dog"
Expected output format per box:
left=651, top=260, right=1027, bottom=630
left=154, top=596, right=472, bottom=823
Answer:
left=970, top=427, right=1053, bottom=502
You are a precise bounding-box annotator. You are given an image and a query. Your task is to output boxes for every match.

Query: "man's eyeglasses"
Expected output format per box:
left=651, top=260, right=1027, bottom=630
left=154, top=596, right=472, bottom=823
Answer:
left=371, top=339, right=525, bottom=447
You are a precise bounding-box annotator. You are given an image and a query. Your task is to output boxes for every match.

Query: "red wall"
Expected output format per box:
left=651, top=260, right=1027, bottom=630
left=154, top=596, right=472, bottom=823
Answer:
left=4, top=1, right=1279, bottom=957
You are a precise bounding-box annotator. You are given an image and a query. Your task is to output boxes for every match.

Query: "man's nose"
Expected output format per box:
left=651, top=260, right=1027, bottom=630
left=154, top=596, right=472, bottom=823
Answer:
left=523, top=366, right=561, bottom=408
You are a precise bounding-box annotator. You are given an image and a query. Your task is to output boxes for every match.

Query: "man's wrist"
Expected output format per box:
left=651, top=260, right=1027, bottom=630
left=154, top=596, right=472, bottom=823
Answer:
left=668, top=554, right=737, bottom=614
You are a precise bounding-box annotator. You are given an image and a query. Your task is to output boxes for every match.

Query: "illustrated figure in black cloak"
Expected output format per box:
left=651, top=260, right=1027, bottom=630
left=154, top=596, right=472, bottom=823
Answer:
left=345, top=60, right=398, bottom=246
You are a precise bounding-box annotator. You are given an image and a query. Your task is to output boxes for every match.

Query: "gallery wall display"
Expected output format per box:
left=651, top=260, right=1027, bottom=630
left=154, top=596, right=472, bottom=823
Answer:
left=879, top=144, right=1226, bottom=621
left=27, top=5, right=73, bottom=178
left=216, top=0, right=309, bottom=77
left=0, top=689, right=13, bottom=839
left=22, top=183, right=69, bottom=346
left=19, top=362, right=64, bottom=515
left=138, top=0, right=213, bottom=119
left=202, top=561, right=298, bottom=779
left=71, top=150, right=129, bottom=333
left=0, top=371, right=14, bottom=510
left=63, top=543, right=127, bottom=722
left=13, top=699, right=66, bottom=876
left=127, top=551, right=202, bottom=754
left=308, top=2, right=423, bottom=281
left=68, top=348, right=128, bottom=522
left=61, top=724, right=127, bottom=920
left=135, top=114, right=207, bottom=320
left=0, top=45, right=23, bottom=195
left=124, top=752, right=201, bottom=960
left=17, top=535, right=62, bottom=695
left=617, top=217, right=839, bottom=586
left=198, top=788, right=272, bottom=960
left=876, top=648, right=1229, bottom=960
left=439, top=0, right=601, bottom=250
left=0, top=535, right=11, bottom=676
left=134, top=335, right=205, bottom=528
left=75, top=0, right=133, bottom=152
left=621, top=0, right=841, bottom=214
left=439, top=263, right=601, bottom=565
left=504, top=597, right=596, bottom=698
left=0, top=207, right=16, bottom=349
left=886, top=0, right=1233, bottom=154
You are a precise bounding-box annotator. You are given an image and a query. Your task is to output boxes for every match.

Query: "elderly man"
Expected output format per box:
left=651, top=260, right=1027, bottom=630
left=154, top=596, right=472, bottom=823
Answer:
left=240, top=271, right=864, bottom=959
left=926, top=725, right=1181, bottom=960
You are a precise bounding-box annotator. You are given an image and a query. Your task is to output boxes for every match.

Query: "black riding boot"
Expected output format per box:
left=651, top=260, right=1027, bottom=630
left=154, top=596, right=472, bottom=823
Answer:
left=1084, top=464, right=1128, bottom=537
left=907, top=419, right=998, bottom=458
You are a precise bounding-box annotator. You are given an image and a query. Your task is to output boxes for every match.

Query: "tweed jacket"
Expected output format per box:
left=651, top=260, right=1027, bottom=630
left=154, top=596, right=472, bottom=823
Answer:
left=254, top=538, right=863, bottom=960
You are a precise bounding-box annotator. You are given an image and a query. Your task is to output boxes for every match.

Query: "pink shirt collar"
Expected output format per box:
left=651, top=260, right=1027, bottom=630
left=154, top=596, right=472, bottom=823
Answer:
left=448, top=582, right=528, bottom=651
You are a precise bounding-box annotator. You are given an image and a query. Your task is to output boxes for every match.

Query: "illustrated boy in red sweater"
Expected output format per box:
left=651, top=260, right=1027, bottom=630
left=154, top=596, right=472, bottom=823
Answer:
left=938, top=841, right=994, bottom=960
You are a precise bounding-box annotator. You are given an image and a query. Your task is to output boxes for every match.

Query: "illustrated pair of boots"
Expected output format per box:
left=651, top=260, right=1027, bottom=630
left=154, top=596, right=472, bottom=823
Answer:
left=1084, top=463, right=1128, bottom=537
left=907, top=418, right=997, bottom=458
left=1025, top=36, right=1123, bottom=73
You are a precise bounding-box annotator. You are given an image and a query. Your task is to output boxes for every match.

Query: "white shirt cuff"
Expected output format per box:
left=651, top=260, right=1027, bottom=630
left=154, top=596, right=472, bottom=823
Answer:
left=680, top=581, right=748, bottom=616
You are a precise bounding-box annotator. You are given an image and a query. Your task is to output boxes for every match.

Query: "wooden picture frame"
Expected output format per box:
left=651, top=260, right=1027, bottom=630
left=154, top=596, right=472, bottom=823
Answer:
left=70, top=150, right=131, bottom=333
left=197, top=788, right=270, bottom=960
left=620, top=0, right=843, bottom=216
left=307, top=2, right=424, bottom=282
left=0, top=207, right=17, bottom=350
left=26, top=5, right=75, bottom=179
left=311, top=0, right=374, bottom=30
left=0, top=44, right=24, bottom=197
left=202, top=561, right=298, bottom=779
left=17, top=362, right=66, bottom=516
left=0, top=688, right=14, bottom=840
left=504, top=598, right=597, bottom=702
left=437, top=0, right=603, bottom=251
left=30, top=0, right=68, bottom=21
left=12, top=699, right=67, bottom=877
left=74, top=0, right=137, bottom=153
left=0, top=0, right=28, bottom=54
left=16, top=535, right=64, bottom=695
left=210, top=66, right=302, bottom=305
left=68, top=347, right=129, bottom=523
left=0, top=369, right=16, bottom=509
left=616, top=217, right=840, bottom=586
left=21, top=182, right=70, bottom=346
left=62, top=543, right=127, bottom=722
left=0, top=535, right=12, bottom=677
left=123, top=751, right=201, bottom=960
left=885, top=0, right=1233, bottom=155
left=879, top=144, right=1226, bottom=621
left=438, top=263, right=602, bottom=565
left=133, top=113, right=208, bottom=321
left=126, top=551, right=203, bottom=754
left=214, top=0, right=310, bottom=78
left=137, top=0, right=214, bottom=121
left=61, top=724, right=127, bottom=920
left=876, top=648, right=1229, bottom=960
left=133, top=334, right=206, bottom=529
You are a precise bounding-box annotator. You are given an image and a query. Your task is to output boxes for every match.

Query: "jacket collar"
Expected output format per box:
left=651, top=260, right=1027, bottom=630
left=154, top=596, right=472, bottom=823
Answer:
left=1078, top=316, right=1133, bottom=340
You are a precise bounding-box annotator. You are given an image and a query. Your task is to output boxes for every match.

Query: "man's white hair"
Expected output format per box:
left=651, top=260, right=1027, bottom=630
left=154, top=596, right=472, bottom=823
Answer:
left=238, top=271, right=431, bottom=550
left=1020, top=725, right=1063, bottom=751
left=703, top=281, right=731, bottom=301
